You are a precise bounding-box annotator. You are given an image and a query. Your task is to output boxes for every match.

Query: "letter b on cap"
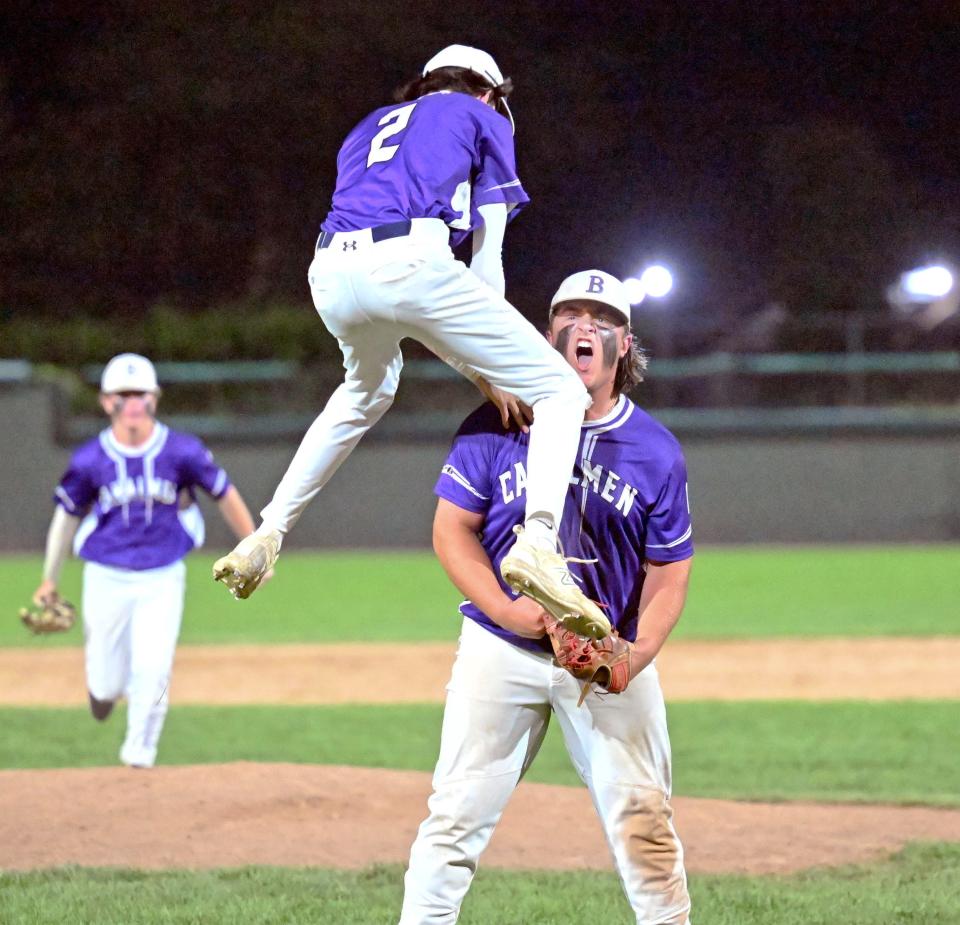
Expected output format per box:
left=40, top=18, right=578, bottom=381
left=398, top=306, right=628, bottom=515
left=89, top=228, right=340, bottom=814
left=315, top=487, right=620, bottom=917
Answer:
left=587, top=275, right=605, bottom=294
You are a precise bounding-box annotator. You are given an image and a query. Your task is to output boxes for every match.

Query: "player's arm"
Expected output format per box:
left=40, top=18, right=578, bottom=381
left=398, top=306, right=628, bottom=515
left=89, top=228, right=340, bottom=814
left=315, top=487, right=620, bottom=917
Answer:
left=465, top=202, right=530, bottom=429
left=32, top=505, right=81, bottom=605
left=469, top=202, right=507, bottom=295
left=433, top=497, right=547, bottom=638
left=628, top=557, right=693, bottom=679
left=216, top=485, right=257, bottom=540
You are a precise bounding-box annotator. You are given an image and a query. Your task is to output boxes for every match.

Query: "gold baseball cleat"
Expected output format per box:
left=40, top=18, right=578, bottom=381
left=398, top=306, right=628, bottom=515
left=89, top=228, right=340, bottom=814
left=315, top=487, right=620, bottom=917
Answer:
left=499, top=526, right=611, bottom=639
left=212, top=528, right=282, bottom=600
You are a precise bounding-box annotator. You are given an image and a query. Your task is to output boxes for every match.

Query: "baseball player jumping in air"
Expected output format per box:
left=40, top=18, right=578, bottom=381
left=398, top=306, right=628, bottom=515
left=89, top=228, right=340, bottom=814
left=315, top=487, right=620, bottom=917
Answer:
left=212, top=45, right=609, bottom=638
left=30, top=353, right=262, bottom=768
left=399, top=272, right=694, bottom=925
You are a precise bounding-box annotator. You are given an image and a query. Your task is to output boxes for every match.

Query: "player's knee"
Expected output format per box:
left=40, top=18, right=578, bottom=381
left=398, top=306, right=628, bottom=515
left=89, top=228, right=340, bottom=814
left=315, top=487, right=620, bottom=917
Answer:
left=618, top=789, right=685, bottom=884
left=550, top=351, right=590, bottom=397
left=367, top=382, right=399, bottom=415
left=341, top=391, right=395, bottom=428
left=562, top=371, right=591, bottom=409
left=342, top=367, right=402, bottom=421
left=362, top=386, right=401, bottom=423
left=129, top=670, right=171, bottom=704
left=533, top=367, right=590, bottom=412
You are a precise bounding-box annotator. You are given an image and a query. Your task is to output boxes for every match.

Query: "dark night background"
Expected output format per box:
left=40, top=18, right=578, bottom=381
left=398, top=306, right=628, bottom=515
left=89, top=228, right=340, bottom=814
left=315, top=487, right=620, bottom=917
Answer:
left=3, top=1, right=959, bottom=356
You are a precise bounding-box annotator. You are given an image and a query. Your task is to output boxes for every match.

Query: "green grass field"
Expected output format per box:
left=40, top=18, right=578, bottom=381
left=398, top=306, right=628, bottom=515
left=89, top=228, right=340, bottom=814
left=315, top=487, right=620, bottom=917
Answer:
left=2, top=701, right=959, bottom=806
left=2, top=843, right=959, bottom=925
left=2, top=545, right=958, bottom=923
left=2, top=543, right=958, bottom=646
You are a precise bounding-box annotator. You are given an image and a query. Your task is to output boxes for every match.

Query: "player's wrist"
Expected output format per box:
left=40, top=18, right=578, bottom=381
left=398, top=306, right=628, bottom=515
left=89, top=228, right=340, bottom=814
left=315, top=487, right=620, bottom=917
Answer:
left=627, top=637, right=658, bottom=678
left=489, top=595, right=541, bottom=637
left=489, top=596, right=516, bottom=628
left=33, top=580, right=57, bottom=605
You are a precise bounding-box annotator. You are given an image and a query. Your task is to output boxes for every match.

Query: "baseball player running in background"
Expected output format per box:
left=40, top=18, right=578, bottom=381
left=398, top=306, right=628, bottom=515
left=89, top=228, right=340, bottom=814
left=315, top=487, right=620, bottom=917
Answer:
left=398, top=271, right=694, bottom=924
left=31, top=353, right=262, bottom=768
left=213, top=44, right=609, bottom=638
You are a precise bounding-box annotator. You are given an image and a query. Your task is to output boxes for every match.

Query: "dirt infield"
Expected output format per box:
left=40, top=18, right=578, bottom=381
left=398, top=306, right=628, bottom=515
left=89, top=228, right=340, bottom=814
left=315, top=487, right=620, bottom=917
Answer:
left=3, top=762, right=960, bottom=875
left=3, top=638, right=959, bottom=875
left=4, top=636, right=960, bottom=705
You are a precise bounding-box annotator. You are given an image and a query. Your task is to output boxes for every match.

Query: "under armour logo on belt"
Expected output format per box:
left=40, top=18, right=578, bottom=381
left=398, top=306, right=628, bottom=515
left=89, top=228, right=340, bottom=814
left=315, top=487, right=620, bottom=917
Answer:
left=342, top=240, right=357, bottom=251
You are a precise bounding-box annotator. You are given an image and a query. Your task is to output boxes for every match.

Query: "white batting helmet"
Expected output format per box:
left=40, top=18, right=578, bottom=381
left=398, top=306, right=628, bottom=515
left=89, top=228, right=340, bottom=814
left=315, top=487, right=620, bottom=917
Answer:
left=423, top=44, right=514, bottom=133
left=550, top=270, right=632, bottom=328
left=100, top=353, right=159, bottom=393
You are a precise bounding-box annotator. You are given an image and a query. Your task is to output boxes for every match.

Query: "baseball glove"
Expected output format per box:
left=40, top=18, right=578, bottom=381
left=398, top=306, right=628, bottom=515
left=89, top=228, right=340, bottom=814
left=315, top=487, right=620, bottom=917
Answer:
left=544, top=616, right=632, bottom=705
left=19, top=595, right=77, bottom=635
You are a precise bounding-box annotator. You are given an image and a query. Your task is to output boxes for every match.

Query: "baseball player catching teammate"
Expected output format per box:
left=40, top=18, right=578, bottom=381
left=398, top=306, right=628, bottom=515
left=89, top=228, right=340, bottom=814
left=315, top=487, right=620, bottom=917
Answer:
left=398, top=271, right=694, bottom=924
left=29, top=353, right=261, bottom=768
left=212, top=44, right=609, bottom=639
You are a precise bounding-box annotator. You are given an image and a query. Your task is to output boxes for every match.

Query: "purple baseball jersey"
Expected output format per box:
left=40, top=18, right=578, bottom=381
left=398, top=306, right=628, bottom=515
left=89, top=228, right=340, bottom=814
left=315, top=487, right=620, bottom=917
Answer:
left=436, top=396, right=694, bottom=653
left=322, top=92, right=529, bottom=246
left=53, top=423, right=231, bottom=571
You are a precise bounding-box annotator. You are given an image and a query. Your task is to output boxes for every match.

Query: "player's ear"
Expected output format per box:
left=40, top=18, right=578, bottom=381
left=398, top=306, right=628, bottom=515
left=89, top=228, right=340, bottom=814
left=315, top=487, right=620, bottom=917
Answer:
left=99, top=393, right=119, bottom=416
left=620, top=332, right=634, bottom=358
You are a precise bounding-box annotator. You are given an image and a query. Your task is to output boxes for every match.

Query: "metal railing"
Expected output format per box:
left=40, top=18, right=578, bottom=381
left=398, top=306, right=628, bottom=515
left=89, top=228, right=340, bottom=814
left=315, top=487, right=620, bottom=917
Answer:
left=5, top=353, right=958, bottom=442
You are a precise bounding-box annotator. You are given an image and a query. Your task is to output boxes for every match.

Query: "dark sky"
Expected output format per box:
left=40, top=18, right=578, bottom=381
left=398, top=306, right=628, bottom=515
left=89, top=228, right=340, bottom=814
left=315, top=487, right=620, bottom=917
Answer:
left=3, top=1, right=958, bottom=347
left=463, top=3, right=958, bottom=338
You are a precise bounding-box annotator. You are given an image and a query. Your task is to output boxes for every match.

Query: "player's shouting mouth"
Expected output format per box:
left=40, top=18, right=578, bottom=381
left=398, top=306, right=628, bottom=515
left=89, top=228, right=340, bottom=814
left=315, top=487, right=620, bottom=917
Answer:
left=549, top=299, right=633, bottom=400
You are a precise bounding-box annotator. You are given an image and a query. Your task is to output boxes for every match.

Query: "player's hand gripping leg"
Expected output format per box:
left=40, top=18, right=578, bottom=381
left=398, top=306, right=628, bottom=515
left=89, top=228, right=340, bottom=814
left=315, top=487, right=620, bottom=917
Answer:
left=212, top=528, right=282, bottom=599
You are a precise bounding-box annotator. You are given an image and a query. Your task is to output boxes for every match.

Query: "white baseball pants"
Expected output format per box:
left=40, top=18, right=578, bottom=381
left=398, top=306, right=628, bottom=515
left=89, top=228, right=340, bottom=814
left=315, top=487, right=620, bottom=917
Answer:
left=259, top=219, right=589, bottom=535
left=82, top=560, right=185, bottom=768
left=399, top=618, right=691, bottom=925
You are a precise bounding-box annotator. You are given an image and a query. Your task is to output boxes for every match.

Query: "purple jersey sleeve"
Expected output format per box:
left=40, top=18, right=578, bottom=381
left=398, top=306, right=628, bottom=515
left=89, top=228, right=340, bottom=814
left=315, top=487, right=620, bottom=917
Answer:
left=472, top=113, right=528, bottom=212
left=434, top=408, right=499, bottom=514
left=54, top=445, right=99, bottom=515
left=643, top=453, right=694, bottom=561
left=180, top=436, right=231, bottom=499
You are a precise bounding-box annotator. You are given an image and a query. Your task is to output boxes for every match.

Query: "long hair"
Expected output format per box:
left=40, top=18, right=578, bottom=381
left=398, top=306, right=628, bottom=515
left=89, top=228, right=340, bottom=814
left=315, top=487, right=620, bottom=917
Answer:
left=614, top=339, right=648, bottom=395
left=395, top=67, right=513, bottom=117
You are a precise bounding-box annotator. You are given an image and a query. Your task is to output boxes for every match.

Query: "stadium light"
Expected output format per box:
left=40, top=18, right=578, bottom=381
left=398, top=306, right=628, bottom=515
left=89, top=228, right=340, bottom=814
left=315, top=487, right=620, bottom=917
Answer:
left=623, top=277, right=647, bottom=305
left=901, top=265, right=954, bottom=300
left=640, top=264, right=674, bottom=299
left=887, top=262, right=959, bottom=330
left=623, top=264, right=674, bottom=305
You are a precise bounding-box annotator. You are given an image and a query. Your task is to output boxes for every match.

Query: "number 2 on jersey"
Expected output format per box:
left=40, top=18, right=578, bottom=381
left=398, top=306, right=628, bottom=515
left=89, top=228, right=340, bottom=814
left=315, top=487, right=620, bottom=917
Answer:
left=367, top=103, right=417, bottom=168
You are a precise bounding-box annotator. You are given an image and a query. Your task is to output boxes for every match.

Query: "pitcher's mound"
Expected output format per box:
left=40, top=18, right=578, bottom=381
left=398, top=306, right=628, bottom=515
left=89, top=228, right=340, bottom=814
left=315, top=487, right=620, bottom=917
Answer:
left=2, top=762, right=959, bottom=875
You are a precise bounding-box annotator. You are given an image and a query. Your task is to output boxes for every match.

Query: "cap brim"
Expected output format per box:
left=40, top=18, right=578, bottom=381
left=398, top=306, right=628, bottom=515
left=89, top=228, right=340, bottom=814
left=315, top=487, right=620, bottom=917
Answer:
left=549, top=299, right=631, bottom=328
